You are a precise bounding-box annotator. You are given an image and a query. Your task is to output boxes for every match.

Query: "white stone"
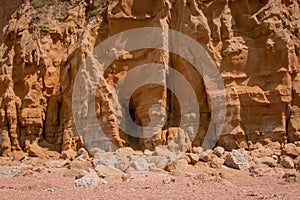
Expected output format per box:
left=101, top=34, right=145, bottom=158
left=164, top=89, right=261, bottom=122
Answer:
left=225, top=149, right=252, bottom=170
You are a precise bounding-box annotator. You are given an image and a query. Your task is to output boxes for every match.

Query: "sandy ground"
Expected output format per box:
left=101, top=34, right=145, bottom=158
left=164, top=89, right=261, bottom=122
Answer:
left=0, top=164, right=299, bottom=200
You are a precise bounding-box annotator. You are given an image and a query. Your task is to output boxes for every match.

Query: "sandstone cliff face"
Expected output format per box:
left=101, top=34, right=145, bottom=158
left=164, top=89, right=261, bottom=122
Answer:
left=0, top=0, right=299, bottom=158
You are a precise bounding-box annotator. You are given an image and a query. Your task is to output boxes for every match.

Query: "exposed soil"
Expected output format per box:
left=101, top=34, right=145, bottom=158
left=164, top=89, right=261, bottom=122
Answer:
left=0, top=162, right=299, bottom=200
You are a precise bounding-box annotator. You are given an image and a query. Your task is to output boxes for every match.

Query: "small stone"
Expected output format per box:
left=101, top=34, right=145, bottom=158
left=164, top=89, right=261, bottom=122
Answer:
left=76, top=148, right=89, bottom=160
left=272, top=155, right=279, bottom=162
left=282, top=156, right=295, bottom=169
left=213, top=146, right=225, bottom=157
left=44, top=188, right=56, bottom=192
left=210, top=156, right=225, bottom=168
left=199, top=151, right=212, bottom=162
left=192, top=147, right=203, bottom=154
left=121, top=173, right=132, bottom=182
left=186, top=153, right=199, bottom=164
left=101, top=179, right=108, bottom=185
left=163, top=176, right=175, bottom=184
left=164, top=161, right=176, bottom=172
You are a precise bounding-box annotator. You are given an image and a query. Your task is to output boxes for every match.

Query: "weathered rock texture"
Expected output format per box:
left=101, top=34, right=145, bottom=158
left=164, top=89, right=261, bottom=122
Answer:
left=0, top=0, right=300, bottom=157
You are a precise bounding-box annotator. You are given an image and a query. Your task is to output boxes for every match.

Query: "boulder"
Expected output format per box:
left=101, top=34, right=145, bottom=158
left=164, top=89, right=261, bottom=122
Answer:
left=225, top=149, right=252, bottom=170
left=282, top=144, right=300, bottom=159
left=213, top=146, right=225, bottom=157
left=75, top=170, right=100, bottom=188
left=254, top=156, right=277, bottom=167
left=93, top=152, right=118, bottom=168
left=130, top=157, right=149, bottom=171
left=282, top=156, right=295, bottom=169
left=94, top=164, right=124, bottom=178
left=199, top=150, right=213, bottom=162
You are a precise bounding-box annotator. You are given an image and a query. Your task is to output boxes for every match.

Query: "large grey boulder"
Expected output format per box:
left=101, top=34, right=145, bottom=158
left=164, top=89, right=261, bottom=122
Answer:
left=225, top=149, right=252, bottom=170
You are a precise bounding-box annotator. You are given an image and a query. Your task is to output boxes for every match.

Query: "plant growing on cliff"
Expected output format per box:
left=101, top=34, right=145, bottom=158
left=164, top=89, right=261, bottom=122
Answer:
left=90, top=9, right=102, bottom=16
left=32, top=0, right=47, bottom=8
left=39, top=25, right=49, bottom=32
left=32, top=0, right=55, bottom=8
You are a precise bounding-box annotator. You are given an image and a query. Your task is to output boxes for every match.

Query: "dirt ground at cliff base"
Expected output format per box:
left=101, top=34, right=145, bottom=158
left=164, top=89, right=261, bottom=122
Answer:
left=0, top=166, right=299, bottom=200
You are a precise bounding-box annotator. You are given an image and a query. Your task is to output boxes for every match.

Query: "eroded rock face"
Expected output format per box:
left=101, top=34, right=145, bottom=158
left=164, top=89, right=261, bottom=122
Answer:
left=0, top=0, right=299, bottom=157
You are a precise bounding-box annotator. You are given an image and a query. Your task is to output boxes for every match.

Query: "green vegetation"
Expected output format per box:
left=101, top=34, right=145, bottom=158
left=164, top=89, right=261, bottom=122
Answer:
left=39, top=25, right=49, bottom=32
left=90, top=9, right=102, bottom=16
left=32, top=0, right=47, bottom=8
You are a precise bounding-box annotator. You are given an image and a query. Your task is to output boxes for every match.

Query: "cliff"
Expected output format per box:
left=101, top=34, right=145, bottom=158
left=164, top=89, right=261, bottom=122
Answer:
left=0, top=0, right=299, bottom=159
